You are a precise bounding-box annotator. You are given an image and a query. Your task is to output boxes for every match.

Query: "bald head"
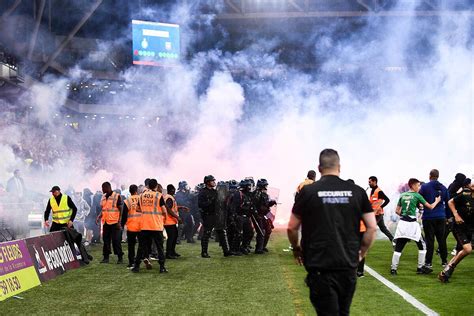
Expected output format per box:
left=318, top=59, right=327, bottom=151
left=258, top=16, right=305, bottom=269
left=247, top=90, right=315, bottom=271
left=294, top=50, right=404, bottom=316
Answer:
left=318, top=149, right=340, bottom=175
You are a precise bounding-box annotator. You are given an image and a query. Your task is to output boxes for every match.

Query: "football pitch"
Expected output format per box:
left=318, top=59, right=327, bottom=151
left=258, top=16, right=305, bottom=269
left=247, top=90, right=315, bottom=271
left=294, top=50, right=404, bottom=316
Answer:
left=2, top=230, right=472, bottom=315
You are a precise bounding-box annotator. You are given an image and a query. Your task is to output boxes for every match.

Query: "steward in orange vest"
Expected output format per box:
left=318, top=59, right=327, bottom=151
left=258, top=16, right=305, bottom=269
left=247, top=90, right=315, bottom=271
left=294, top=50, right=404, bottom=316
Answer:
left=97, top=181, right=124, bottom=264
left=131, top=178, right=168, bottom=273
left=164, top=184, right=182, bottom=259
left=368, top=176, right=394, bottom=242
left=295, top=170, right=317, bottom=201
left=120, top=184, right=141, bottom=268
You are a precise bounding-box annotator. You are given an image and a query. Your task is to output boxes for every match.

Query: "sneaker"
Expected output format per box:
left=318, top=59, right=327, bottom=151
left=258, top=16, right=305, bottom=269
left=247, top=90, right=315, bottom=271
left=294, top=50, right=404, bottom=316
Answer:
left=255, top=250, right=265, bottom=254
left=451, top=248, right=457, bottom=256
left=416, top=268, right=423, bottom=274
left=149, top=255, right=159, bottom=261
left=263, top=248, right=269, bottom=253
left=173, top=252, right=181, bottom=257
left=159, top=266, right=168, bottom=273
left=357, top=272, right=365, bottom=278
left=84, top=241, right=90, bottom=247
left=420, top=265, right=433, bottom=274
left=100, top=258, right=109, bottom=264
left=201, top=252, right=210, bottom=258
left=231, top=251, right=243, bottom=256
left=441, top=262, right=448, bottom=268
left=131, top=266, right=139, bottom=273
left=223, top=251, right=233, bottom=257
left=390, top=269, right=397, bottom=275
left=143, top=258, right=153, bottom=270
left=126, top=264, right=133, bottom=269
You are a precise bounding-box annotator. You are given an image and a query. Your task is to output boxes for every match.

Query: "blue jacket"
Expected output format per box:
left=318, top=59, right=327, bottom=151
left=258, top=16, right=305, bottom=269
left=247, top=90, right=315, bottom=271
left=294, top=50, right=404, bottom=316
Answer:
left=419, top=180, right=449, bottom=220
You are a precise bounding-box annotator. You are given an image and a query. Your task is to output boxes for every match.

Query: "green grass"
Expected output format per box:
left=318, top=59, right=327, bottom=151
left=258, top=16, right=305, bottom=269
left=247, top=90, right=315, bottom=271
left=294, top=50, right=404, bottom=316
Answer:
left=2, top=230, right=473, bottom=315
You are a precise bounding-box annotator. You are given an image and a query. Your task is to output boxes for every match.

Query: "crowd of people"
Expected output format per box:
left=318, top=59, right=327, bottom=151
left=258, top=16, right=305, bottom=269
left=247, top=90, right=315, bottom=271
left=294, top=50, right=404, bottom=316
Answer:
left=43, top=175, right=278, bottom=273
left=288, top=149, right=473, bottom=314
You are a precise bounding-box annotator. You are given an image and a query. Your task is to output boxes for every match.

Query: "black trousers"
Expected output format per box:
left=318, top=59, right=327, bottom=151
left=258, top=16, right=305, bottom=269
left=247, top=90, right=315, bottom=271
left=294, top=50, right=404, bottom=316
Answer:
left=254, top=215, right=266, bottom=252
left=263, top=218, right=273, bottom=249
left=201, top=213, right=230, bottom=254
left=127, top=231, right=140, bottom=265
left=50, top=222, right=68, bottom=232
left=376, top=214, right=393, bottom=241
left=134, top=230, right=165, bottom=266
left=306, top=268, right=357, bottom=316
left=102, top=223, right=123, bottom=258
left=242, top=216, right=254, bottom=248
left=422, top=218, right=447, bottom=265
left=164, top=225, right=178, bottom=256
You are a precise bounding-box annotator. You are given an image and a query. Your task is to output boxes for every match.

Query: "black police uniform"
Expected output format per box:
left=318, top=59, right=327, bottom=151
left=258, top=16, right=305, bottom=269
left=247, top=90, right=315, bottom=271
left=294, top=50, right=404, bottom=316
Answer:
left=292, top=175, right=372, bottom=315
left=253, top=189, right=276, bottom=253
left=175, top=188, right=194, bottom=243
left=230, top=188, right=255, bottom=254
left=198, top=187, right=231, bottom=257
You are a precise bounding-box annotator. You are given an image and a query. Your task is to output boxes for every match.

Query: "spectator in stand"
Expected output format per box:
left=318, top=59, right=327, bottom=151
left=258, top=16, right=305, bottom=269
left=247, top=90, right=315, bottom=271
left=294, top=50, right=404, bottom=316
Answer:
left=6, top=169, right=25, bottom=199
left=72, top=191, right=91, bottom=236
left=419, top=169, right=450, bottom=273
left=83, top=188, right=95, bottom=245
left=91, top=190, right=103, bottom=243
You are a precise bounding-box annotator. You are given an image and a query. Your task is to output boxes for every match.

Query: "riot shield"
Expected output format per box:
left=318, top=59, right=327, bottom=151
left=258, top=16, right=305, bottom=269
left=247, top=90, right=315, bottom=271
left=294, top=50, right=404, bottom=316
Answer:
left=266, top=187, right=280, bottom=223
left=215, top=182, right=229, bottom=230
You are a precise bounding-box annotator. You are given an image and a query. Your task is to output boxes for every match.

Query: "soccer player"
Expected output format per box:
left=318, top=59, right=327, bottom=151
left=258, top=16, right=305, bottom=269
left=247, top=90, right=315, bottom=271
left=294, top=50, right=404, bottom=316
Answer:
left=438, top=181, right=474, bottom=283
left=390, top=178, right=440, bottom=275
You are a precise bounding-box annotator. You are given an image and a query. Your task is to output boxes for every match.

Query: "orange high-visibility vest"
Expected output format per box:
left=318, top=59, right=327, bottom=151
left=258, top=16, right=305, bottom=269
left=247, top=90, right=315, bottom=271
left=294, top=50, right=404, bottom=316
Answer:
left=370, top=188, right=384, bottom=215
left=101, top=192, right=120, bottom=224
left=139, top=190, right=164, bottom=231
left=163, top=194, right=178, bottom=226
left=296, top=178, right=314, bottom=193
left=124, top=195, right=141, bottom=232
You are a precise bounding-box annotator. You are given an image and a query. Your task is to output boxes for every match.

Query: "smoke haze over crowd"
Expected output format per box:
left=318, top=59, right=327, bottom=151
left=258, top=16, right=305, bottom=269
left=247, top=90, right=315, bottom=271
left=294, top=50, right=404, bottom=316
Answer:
left=0, top=0, right=472, bottom=226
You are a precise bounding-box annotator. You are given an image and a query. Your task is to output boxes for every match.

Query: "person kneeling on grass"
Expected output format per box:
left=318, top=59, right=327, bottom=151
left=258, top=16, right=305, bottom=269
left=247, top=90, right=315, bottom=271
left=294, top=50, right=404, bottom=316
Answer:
left=438, top=182, right=474, bottom=283
left=390, top=178, right=440, bottom=275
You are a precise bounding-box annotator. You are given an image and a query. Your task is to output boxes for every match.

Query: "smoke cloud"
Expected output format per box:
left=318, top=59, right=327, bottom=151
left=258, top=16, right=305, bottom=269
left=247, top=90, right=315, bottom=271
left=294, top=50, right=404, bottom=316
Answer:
left=0, top=0, right=472, bottom=230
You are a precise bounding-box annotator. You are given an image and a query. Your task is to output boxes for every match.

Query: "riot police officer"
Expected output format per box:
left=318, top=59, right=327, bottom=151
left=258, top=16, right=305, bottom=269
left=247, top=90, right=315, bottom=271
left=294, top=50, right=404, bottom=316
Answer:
left=253, top=179, right=277, bottom=253
left=198, top=175, right=232, bottom=258
left=230, top=179, right=256, bottom=255
left=175, top=181, right=193, bottom=243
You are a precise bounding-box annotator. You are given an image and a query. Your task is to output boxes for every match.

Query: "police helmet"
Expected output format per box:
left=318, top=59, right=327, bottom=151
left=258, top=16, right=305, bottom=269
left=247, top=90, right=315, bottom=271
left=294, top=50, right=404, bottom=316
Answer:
left=229, top=179, right=238, bottom=189
left=195, top=183, right=205, bottom=191
left=203, top=175, right=216, bottom=183
left=257, top=178, right=268, bottom=188
left=239, top=179, right=251, bottom=190
left=178, top=181, right=188, bottom=190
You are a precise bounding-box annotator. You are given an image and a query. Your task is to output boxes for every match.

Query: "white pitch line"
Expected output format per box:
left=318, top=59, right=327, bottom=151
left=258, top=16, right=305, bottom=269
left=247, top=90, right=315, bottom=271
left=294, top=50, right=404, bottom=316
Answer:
left=364, top=265, right=439, bottom=316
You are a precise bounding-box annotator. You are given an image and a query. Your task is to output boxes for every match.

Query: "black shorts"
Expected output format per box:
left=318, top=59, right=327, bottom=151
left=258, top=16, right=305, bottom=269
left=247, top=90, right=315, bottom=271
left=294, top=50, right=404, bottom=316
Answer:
left=452, top=222, right=473, bottom=245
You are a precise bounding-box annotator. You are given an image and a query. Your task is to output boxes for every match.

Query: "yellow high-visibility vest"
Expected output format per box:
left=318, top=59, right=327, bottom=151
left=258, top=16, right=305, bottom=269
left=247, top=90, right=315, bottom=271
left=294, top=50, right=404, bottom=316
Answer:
left=50, top=195, right=72, bottom=224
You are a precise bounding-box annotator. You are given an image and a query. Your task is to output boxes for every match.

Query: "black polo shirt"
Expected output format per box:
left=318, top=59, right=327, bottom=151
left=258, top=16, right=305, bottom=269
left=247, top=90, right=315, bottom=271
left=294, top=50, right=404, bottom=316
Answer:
left=292, top=175, right=372, bottom=270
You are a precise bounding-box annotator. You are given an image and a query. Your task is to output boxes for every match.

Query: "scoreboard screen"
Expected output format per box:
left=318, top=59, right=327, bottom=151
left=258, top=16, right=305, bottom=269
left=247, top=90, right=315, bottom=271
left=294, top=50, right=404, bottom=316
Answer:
left=132, top=20, right=180, bottom=66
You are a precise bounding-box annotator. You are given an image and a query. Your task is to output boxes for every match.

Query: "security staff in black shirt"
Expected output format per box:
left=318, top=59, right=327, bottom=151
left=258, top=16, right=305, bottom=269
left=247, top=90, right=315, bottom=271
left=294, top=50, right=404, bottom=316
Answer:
left=288, top=149, right=377, bottom=315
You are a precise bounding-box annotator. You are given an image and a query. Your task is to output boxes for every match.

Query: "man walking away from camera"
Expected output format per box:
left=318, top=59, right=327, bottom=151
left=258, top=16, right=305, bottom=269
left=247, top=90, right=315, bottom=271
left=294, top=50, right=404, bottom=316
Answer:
left=288, top=149, right=377, bottom=315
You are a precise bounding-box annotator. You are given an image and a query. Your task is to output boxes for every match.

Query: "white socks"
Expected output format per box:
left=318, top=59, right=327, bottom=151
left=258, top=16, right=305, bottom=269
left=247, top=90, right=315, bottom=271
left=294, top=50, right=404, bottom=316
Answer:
left=391, top=252, right=402, bottom=270
left=418, top=250, right=426, bottom=268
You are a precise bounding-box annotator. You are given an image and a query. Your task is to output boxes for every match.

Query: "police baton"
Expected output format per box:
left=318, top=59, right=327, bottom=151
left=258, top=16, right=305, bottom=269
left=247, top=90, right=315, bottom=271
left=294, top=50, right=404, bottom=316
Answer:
left=250, top=213, right=264, bottom=236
